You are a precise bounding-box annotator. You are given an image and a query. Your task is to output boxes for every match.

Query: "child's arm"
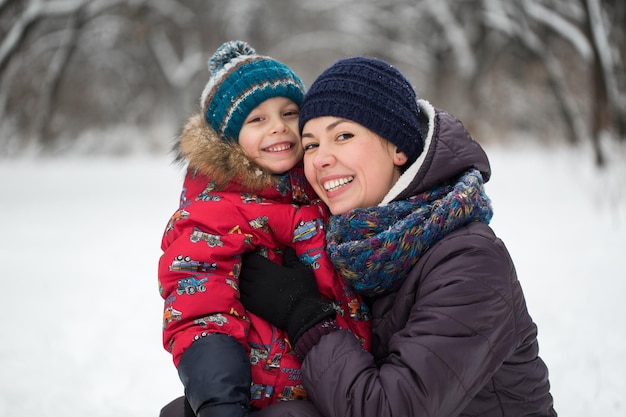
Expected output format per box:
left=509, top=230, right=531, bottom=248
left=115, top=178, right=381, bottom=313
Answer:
left=288, top=202, right=372, bottom=351
left=178, top=334, right=250, bottom=417
left=159, top=206, right=255, bottom=415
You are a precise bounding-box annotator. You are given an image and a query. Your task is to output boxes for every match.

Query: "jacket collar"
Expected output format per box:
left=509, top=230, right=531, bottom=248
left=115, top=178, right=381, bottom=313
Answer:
left=381, top=99, right=491, bottom=205
left=175, top=113, right=277, bottom=191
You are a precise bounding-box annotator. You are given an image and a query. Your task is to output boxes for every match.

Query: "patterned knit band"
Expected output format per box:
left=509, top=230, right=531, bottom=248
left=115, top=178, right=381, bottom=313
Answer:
left=200, top=41, right=305, bottom=141
left=326, top=169, right=493, bottom=296
left=299, top=57, right=424, bottom=164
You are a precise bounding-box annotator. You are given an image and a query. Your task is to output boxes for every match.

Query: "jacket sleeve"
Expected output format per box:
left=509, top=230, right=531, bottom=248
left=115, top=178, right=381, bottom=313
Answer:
left=159, top=198, right=256, bottom=415
left=300, top=230, right=521, bottom=417
left=178, top=334, right=251, bottom=417
left=250, top=399, right=324, bottom=417
left=159, top=199, right=253, bottom=365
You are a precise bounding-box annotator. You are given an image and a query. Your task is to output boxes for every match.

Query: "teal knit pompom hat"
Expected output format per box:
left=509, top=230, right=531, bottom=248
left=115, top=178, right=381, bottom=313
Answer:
left=200, top=40, right=305, bottom=141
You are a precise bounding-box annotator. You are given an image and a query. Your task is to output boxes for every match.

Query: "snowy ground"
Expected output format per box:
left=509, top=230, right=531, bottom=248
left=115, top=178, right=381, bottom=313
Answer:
left=1, top=142, right=624, bottom=417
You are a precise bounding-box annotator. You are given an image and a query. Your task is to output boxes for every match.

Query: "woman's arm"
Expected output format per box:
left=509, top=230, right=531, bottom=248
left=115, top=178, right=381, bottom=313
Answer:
left=300, top=234, right=519, bottom=417
left=240, top=231, right=519, bottom=417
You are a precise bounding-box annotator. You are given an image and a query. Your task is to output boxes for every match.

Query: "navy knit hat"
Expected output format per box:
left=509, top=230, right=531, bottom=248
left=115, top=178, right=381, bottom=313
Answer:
left=200, top=40, right=305, bottom=141
left=299, top=57, right=423, bottom=164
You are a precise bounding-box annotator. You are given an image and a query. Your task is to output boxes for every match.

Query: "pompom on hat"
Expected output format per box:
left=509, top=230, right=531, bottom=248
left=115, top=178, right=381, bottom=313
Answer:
left=299, top=57, right=424, bottom=164
left=200, top=40, right=305, bottom=141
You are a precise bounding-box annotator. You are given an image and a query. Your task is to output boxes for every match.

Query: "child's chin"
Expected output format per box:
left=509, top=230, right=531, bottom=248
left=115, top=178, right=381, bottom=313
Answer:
left=266, top=160, right=300, bottom=175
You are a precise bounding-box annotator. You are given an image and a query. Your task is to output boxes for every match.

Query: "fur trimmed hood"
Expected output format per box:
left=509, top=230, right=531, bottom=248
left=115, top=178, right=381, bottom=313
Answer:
left=175, top=113, right=278, bottom=191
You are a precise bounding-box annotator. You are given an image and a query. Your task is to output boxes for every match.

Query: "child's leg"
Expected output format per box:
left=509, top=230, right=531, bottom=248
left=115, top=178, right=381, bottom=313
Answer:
left=159, top=396, right=195, bottom=417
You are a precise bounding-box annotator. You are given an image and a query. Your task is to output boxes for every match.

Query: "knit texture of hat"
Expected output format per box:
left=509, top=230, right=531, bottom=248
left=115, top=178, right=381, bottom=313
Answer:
left=299, top=57, right=423, bottom=164
left=200, top=40, right=305, bottom=141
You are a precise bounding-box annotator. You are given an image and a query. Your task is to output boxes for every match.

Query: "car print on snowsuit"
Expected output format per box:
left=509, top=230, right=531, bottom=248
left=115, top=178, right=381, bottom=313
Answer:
left=165, top=209, right=189, bottom=235
left=298, top=249, right=322, bottom=270
left=196, top=182, right=222, bottom=202
left=278, top=385, right=307, bottom=401
left=241, top=193, right=264, bottom=204
left=189, top=227, right=225, bottom=247
left=250, top=383, right=274, bottom=401
left=176, top=276, right=208, bottom=295
left=163, top=305, right=182, bottom=329
left=170, top=254, right=218, bottom=272
left=348, top=298, right=370, bottom=320
left=248, top=216, right=269, bottom=231
left=292, top=219, right=322, bottom=242
left=249, top=347, right=269, bottom=365
left=194, top=313, right=229, bottom=327
left=196, top=193, right=222, bottom=202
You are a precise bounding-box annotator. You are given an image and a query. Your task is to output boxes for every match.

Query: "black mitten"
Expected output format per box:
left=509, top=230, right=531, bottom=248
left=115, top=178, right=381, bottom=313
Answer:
left=240, top=247, right=335, bottom=345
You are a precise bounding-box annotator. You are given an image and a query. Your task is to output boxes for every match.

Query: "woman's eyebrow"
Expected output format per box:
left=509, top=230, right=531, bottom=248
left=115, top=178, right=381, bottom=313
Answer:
left=326, top=119, right=349, bottom=131
left=302, top=119, right=351, bottom=138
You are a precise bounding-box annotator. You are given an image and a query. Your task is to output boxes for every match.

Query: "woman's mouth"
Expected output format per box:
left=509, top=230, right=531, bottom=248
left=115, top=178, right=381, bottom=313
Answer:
left=323, top=176, right=354, bottom=192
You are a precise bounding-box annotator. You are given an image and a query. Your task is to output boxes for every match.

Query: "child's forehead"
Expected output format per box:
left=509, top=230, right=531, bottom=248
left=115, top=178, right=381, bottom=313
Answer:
left=250, top=96, right=301, bottom=112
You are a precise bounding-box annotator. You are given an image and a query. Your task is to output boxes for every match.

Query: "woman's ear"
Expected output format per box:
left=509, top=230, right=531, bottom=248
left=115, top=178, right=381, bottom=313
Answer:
left=393, top=149, right=408, bottom=166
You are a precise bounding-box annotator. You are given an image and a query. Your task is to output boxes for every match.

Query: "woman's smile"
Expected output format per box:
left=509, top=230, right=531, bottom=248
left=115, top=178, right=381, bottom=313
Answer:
left=302, top=116, right=402, bottom=214
left=322, top=175, right=354, bottom=192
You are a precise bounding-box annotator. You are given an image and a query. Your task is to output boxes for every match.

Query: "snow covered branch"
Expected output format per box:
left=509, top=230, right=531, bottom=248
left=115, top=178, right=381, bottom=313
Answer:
left=149, top=29, right=204, bottom=88
left=0, top=0, right=89, bottom=72
left=0, top=0, right=623, bottom=161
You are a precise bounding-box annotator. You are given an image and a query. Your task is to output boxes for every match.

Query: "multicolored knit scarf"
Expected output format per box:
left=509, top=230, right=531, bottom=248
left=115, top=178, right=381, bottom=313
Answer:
left=326, top=169, right=493, bottom=296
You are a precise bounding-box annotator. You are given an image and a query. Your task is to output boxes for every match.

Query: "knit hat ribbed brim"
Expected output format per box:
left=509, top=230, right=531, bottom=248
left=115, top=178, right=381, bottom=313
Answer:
left=299, top=57, right=424, bottom=164
left=200, top=41, right=305, bottom=141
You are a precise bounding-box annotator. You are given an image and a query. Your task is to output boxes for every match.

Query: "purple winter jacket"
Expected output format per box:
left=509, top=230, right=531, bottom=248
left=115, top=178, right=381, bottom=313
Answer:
left=254, top=100, right=556, bottom=417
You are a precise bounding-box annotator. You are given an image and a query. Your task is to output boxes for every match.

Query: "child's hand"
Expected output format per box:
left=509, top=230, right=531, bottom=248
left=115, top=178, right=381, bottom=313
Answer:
left=239, top=247, right=335, bottom=345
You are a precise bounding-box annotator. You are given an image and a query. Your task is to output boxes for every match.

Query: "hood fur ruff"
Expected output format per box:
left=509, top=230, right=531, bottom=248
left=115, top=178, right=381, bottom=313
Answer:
left=176, top=113, right=277, bottom=191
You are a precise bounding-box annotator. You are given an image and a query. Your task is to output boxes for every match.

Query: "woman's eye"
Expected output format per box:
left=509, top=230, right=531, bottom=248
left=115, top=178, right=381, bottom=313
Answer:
left=303, top=142, right=318, bottom=151
left=337, top=133, right=353, bottom=141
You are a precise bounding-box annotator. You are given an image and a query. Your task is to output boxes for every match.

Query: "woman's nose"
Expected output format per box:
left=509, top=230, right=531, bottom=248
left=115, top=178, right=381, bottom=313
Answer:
left=312, top=144, right=334, bottom=169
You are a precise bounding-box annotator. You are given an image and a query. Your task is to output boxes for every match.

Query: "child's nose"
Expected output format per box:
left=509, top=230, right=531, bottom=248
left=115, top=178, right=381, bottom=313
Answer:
left=270, top=119, right=288, bottom=134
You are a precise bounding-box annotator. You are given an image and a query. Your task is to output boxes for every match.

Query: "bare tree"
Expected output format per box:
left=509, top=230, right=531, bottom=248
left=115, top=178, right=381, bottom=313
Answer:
left=0, top=0, right=623, bottom=164
left=478, top=0, right=624, bottom=165
left=582, top=0, right=626, bottom=164
left=0, top=0, right=218, bottom=151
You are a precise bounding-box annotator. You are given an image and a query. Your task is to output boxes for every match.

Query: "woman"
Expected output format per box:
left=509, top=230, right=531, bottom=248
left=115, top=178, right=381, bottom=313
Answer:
left=239, top=57, right=557, bottom=417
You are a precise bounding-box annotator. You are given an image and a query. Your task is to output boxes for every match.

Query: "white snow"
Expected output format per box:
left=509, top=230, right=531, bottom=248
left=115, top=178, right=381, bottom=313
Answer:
left=1, top=142, right=624, bottom=417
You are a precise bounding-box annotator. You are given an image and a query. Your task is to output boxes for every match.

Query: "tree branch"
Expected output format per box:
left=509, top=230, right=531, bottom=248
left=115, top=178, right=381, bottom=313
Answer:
left=0, top=0, right=89, bottom=73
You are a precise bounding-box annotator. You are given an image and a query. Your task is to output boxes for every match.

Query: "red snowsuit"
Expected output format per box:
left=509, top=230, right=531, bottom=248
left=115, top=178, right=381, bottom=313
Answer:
left=158, top=114, right=370, bottom=409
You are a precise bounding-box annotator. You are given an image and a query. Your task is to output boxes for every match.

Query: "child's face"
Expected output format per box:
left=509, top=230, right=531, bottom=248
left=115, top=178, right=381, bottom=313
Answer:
left=238, top=97, right=303, bottom=174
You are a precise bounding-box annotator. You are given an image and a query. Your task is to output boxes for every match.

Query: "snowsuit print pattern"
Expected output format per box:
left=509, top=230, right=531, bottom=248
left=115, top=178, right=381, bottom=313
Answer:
left=158, top=115, right=370, bottom=408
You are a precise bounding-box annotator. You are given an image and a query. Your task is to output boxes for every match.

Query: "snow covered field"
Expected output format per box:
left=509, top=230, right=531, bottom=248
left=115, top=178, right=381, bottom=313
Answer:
left=1, top=142, right=624, bottom=417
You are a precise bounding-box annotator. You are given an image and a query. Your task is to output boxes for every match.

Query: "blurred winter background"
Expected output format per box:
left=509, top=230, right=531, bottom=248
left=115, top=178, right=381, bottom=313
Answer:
left=1, top=1, right=625, bottom=416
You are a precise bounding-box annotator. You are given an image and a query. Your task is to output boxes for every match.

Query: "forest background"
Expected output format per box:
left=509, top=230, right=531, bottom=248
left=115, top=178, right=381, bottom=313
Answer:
left=1, top=0, right=624, bottom=165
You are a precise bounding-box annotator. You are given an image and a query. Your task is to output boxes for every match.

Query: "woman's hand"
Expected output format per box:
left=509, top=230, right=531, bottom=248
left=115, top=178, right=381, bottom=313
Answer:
left=239, top=247, right=335, bottom=345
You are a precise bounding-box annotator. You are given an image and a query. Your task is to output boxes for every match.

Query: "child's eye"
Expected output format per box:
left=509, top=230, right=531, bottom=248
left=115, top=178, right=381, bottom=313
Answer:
left=246, top=116, right=263, bottom=123
left=284, top=109, right=300, bottom=117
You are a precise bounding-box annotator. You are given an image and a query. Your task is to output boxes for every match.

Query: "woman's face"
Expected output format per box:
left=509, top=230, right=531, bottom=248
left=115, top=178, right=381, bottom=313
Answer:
left=301, top=116, right=406, bottom=215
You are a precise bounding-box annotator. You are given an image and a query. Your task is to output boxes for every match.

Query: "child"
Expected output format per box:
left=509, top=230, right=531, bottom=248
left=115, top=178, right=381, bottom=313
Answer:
left=158, top=41, right=370, bottom=417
